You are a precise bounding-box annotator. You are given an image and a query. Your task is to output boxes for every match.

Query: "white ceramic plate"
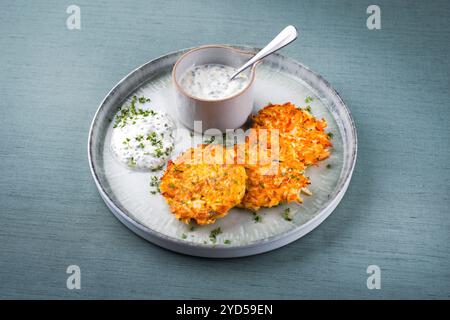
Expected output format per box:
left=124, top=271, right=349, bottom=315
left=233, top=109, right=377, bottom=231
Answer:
left=88, top=46, right=357, bottom=258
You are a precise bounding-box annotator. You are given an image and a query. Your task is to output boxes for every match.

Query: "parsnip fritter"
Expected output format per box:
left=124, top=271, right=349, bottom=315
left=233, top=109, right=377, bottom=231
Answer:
left=161, top=102, right=333, bottom=220
left=237, top=129, right=310, bottom=211
left=252, top=102, right=332, bottom=166
left=160, top=144, right=246, bottom=225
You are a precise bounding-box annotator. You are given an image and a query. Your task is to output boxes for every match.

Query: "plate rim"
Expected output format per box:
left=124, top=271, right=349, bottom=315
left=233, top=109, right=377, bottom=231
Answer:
left=87, top=45, right=358, bottom=258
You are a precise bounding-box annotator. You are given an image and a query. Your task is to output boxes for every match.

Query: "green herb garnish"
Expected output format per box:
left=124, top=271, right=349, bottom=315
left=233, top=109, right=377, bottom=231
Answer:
left=113, top=95, right=155, bottom=128
left=253, top=213, right=262, bottom=223
left=305, top=96, right=314, bottom=104
left=147, top=132, right=156, bottom=141
left=173, top=167, right=184, bottom=174
left=283, top=208, right=293, bottom=221
left=209, top=227, right=222, bottom=243
left=154, top=148, right=164, bottom=158
left=204, top=136, right=215, bottom=145
left=149, top=176, right=161, bottom=194
left=138, top=96, right=150, bottom=104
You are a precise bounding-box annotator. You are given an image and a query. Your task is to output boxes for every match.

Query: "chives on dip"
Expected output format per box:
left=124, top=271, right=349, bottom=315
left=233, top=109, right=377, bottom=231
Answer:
left=178, top=64, right=249, bottom=100
left=110, top=96, right=175, bottom=170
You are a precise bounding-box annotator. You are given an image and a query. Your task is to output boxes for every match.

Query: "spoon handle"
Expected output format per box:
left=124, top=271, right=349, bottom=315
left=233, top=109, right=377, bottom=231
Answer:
left=230, top=25, right=299, bottom=80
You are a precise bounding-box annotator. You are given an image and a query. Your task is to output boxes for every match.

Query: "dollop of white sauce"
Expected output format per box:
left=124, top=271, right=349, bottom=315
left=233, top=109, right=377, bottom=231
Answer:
left=111, top=109, right=175, bottom=171
left=179, top=64, right=249, bottom=100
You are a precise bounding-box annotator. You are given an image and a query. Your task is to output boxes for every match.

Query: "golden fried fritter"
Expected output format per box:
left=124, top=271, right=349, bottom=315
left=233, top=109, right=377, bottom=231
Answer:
left=160, top=144, right=246, bottom=225
left=252, top=102, right=332, bottom=166
left=236, top=129, right=310, bottom=211
left=161, top=102, right=332, bottom=218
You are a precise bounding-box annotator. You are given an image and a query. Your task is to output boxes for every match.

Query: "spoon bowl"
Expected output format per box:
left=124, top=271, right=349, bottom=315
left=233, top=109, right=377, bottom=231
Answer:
left=172, top=25, right=299, bottom=132
left=172, top=45, right=257, bottom=132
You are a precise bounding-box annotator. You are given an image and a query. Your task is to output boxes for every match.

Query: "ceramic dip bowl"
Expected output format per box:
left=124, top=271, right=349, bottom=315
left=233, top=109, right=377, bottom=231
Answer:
left=172, top=45, right=257, bottom=132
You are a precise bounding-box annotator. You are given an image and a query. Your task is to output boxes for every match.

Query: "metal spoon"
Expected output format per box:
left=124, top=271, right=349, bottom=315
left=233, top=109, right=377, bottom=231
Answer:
left=230, top=25, right=299, bottom=80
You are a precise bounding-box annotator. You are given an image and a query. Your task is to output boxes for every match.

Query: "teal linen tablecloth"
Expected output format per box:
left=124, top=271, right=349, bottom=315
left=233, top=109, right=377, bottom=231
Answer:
left=0, top=0, right=449, bottom=299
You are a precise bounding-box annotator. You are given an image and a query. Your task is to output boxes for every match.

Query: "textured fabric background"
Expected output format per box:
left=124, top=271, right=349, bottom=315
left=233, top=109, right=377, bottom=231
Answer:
left=0, top=0, right=449, bottom=298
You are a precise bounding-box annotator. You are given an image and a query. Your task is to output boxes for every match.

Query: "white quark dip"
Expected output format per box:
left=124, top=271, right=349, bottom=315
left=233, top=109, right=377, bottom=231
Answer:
left=179, top=64, right=249, bottom=100
left=110, top=96, right=175, bottom=170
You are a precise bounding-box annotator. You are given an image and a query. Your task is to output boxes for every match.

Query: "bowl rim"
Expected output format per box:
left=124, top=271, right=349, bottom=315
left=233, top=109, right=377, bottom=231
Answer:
left=172, top=44, right=258, bottom=102
left=87, top=45, right=358, bottom=258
